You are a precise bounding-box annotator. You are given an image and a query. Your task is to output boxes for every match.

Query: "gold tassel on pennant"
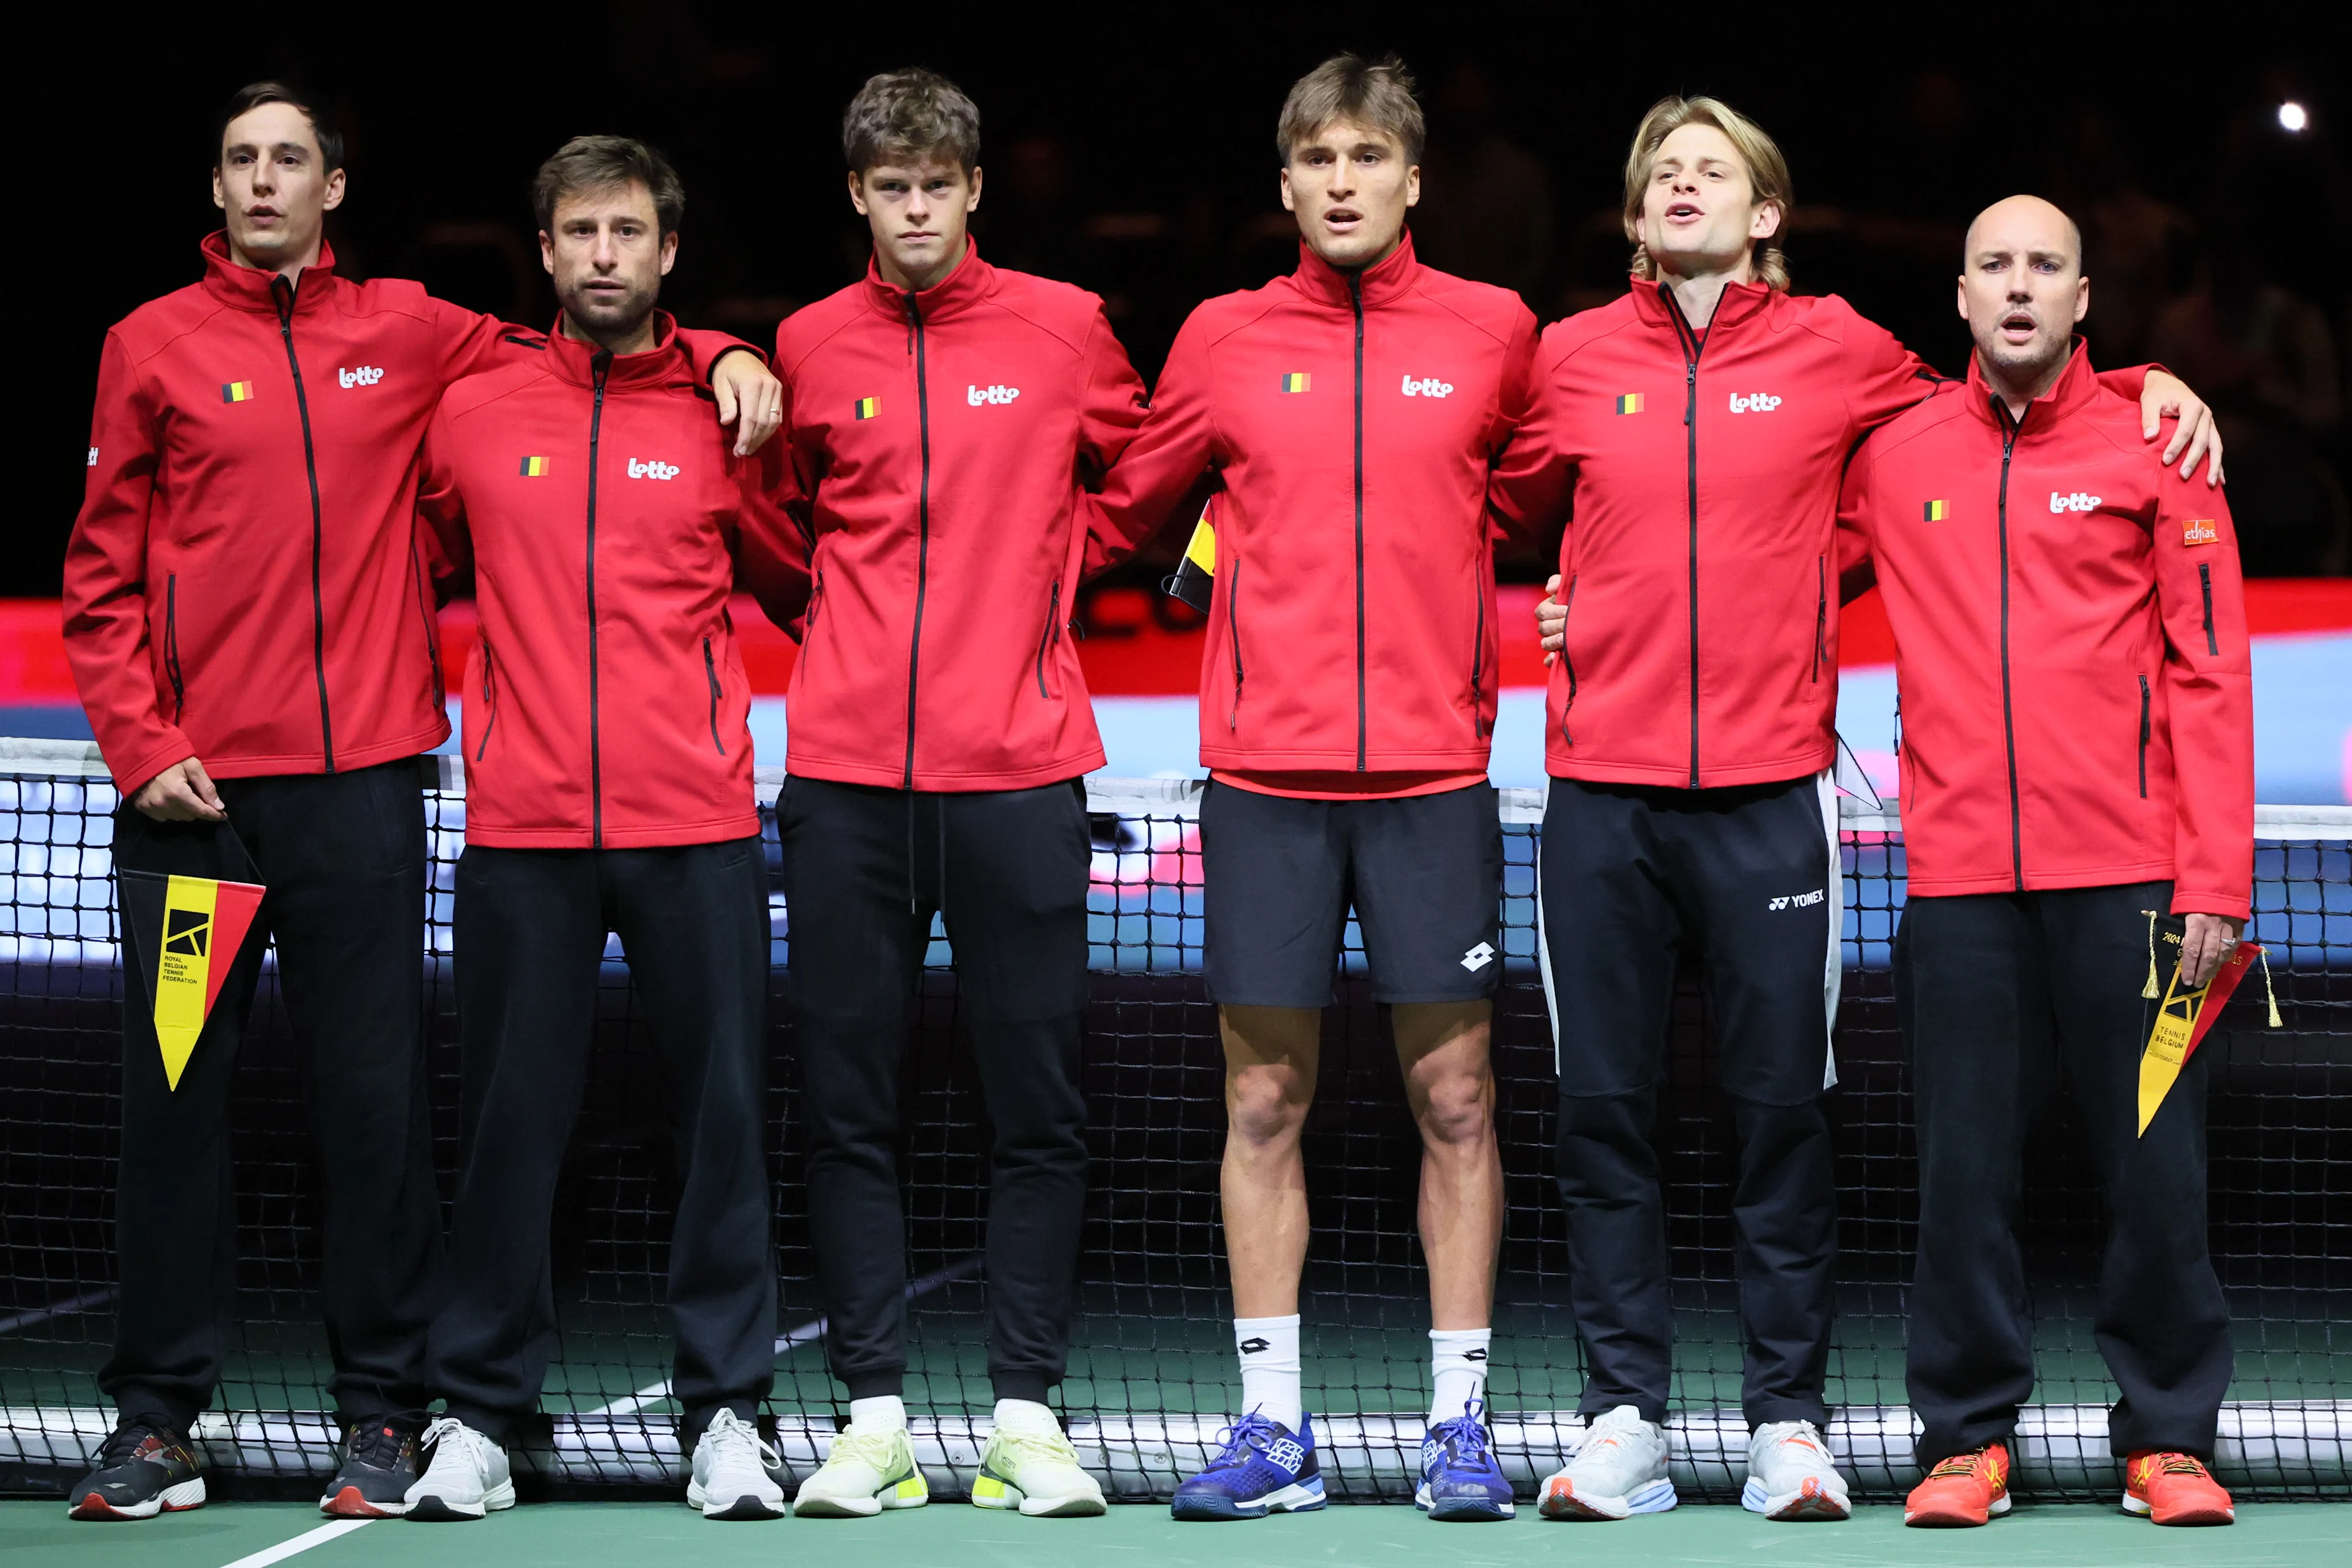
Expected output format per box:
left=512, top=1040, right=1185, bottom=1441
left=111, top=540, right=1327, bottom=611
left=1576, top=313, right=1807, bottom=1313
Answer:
left=2143, top=910, right=2162, bottom=999
left=2259, top=947, right=2280, bottom=1028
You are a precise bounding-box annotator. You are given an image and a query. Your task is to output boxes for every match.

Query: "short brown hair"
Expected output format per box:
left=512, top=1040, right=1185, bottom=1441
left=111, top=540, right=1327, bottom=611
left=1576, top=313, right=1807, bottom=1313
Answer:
left=1622, top=96, right=1793, bottom=291
left=1277, top=53, right=1424, bottom=166
left=842, top=68, right=981, bottom=176
left=531, top=135, right=685, bottom=237
left=218, top=81, right=342, bottom=172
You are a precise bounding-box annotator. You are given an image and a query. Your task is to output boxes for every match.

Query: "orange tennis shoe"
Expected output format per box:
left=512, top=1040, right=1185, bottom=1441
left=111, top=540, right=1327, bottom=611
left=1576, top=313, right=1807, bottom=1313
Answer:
left=2124, top=1452, right=2234, bottom=1526
left=1903, top=1443, right=2010, bottom=1527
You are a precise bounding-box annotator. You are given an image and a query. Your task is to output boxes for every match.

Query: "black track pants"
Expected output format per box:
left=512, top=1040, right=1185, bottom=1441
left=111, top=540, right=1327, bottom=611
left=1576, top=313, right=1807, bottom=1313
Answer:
left=102, top=761, right=440, bottom=1433
left=430, top=839, right=775, bottom=1447
left=1899, top=882, right=2233, bottom=1467
left=1538, top=774, right=1842, bottom=1429
left=777, top=775, right=1091, bottom=1404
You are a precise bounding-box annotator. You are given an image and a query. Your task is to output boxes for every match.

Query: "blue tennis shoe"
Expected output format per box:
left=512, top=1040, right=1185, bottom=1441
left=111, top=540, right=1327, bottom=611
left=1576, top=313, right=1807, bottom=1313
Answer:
left=1417, top=1400, right=1515, bottom=1521
left=1170, top=1411, right=1327, bottom=1520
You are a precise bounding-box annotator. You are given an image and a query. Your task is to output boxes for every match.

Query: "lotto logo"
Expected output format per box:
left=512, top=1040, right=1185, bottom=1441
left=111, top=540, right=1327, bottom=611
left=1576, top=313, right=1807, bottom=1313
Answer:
left=1727, top=392, right=1783, bottom=413
left=628, top=459, right=680, bottom=480
left=1460, top=941, right=1496, bottom=972
left=1766, top=889, right=1826, bottom=911
left=1265, top=1438, right=1306, bottom=1472
left=967, top=383, right=1020, bottom=405
left=87, top=447, right=99, bottom=467
left=2050, top=491, right=2103, bottom=513
left=1401, top=375, right=1455, bottom=398
left=337, top=366, right=384, bottom=389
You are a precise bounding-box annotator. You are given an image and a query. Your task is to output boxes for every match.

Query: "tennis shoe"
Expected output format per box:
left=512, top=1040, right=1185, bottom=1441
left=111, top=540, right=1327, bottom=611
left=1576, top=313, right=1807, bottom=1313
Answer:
left=1416, top=1399, right=1515, bottom=1521
left=1903, top=1442, right=2010, bottom=1526
left=322, top=1415, right=420, bottom=1517
left=1741, top=1419, right=1851, bottom=1521
left=1170, top=1410, right=1327, bottom=1520
left=404, top=1418, right=513, bottom=1521
left=1539, top=1404, right=1675, bottom=1520
left=973, top=1420, right=1106, bottom=1517
left=2123, top=1451, right=2234, bottom=1526
left=687, top=1409, right=786, bottom=1520
left=67, top=1422, right=206, bottom=1520
left=792, top=1422, right=928, bottom=1517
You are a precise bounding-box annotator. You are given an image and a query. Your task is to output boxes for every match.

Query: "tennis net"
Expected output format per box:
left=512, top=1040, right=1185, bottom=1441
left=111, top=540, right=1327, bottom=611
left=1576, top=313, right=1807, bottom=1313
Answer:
left=2, top=739, right=2347, bottom=1502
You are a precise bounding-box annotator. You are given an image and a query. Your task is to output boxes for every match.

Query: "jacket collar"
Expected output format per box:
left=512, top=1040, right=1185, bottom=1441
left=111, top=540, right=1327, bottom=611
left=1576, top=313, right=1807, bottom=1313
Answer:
left=1289, top=230, right=1420, bottom=310
left=1627, top=273, right=1775, bottom=338
left=544, top=311, right=687, bottom=390
left=862, top=239, right=995, bottom=325
left=198, top=229, right=337, bottom=316
left=1964, top=337, right=2097, bottom=432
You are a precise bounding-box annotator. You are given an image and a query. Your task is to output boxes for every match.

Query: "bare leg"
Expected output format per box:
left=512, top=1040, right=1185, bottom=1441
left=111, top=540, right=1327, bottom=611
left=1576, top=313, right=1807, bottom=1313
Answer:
left=1394, top=1001, right=1501, bottom=1330
left=1219, top=1005, right=1322, bottom=1318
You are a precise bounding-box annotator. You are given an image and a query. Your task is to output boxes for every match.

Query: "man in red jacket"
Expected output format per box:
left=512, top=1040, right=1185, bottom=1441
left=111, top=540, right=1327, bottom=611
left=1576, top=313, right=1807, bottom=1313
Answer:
left=60, top=85, right=778, bottom=1523
left=1839, top=196, right=2249, bottom=1531
left=1501, top=98, right=2219, bottom=1525
left=399, top=137, right=800, bottom=1526
left=1088, top=55, right=1535, bottom=1523
left=767, top=69, right=1142, bottom=1520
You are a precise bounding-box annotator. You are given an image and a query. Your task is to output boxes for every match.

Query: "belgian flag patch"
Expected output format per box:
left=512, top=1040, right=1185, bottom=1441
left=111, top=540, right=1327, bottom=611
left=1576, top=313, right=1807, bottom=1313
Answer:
left=1923, top=499, right=1950, bottom=522
left=1279, top=373, right=1311, bottom=394
left=519, top=456, right=551, bottom=477
left=221, top=381, right=255, bottom=404
left=854, top=396, right=880, bottom=420
left=1614, top=393, right=1643, bottom=414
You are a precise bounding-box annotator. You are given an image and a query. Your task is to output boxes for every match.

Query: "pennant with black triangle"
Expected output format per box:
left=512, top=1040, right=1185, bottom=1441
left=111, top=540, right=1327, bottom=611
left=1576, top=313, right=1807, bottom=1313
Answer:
left=119, top=869, right=265, bottom=1090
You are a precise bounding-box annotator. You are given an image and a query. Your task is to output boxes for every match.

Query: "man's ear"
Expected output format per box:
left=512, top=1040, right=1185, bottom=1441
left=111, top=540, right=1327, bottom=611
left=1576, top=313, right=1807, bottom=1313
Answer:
left=1404, top=165, right=1421, bottom=209
left=846, top=169, right=870, bottom=217
left=322, top=167, right=347, bottom=213
left=2073, top=275, right=2090, bottom=325
left=966, top=165, right=983, bottom=212
left=212, top=167, right=227, bottom=212
left=1751, top=201, right=1784, bottom=242
left=540, top=231, right=556, bottom=277
left=1956, top=278, right=1969, bottom=323
left=660, top=230, right=679, bottom=276
left=1279, top=165, right=1297, bottom=214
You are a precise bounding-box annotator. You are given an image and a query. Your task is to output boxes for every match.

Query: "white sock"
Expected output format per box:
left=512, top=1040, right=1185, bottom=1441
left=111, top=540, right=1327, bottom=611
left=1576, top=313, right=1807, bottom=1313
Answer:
left=1235, top=1314, right=1303, bottom=1431
left=993, top=1398, right=1059, bottom=1436
left=848, top=1394, right=907, bottom=1432
left=1429, top=1327, right=1493, bottom=1424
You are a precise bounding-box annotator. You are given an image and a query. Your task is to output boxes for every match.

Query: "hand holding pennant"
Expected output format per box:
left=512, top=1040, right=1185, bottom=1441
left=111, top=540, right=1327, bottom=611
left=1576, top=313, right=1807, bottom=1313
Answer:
left=119, top=869, right=266, bottom=1090
left=2136, top=912, right=2280, bottom=1137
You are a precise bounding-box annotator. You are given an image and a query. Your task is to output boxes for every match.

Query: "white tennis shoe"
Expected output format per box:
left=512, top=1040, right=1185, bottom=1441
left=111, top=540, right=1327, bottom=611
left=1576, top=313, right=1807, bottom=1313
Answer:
left=404, top=1419, right=513, bottom=1521
left=1742, top=1420, right=1852, bottom=1521
left=687, top=1409, right=786, bottom=1520
left=791, top=1422, right=929, bottom=1517
left=1537, top=1404, right=1676, bottom=1520
left=973, top=1419, right=1106, bottom=1517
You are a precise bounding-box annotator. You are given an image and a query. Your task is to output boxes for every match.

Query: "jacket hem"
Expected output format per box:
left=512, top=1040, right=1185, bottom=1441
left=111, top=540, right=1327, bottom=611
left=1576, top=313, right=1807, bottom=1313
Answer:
left=1907, top=861, right=2246, bottom=918
left=1199, top=745, right=1494, bottom=771
left=785, top=745, right=1107, bottom=793
left=462, top=812, right=763, bottom=850
left=1544, top=747, right=1833, bottom=789
left=176, top=722, right=453, bottom=786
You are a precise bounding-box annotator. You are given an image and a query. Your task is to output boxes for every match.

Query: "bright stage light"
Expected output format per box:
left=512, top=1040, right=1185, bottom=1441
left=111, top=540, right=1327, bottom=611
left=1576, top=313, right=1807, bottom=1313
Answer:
left=2278, top=102, right=2309, bottom=133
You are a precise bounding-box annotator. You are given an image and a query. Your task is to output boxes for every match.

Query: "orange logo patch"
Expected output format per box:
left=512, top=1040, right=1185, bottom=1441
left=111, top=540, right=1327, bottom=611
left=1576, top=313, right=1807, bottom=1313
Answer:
left=2183, top=520, right=2218, bottom=546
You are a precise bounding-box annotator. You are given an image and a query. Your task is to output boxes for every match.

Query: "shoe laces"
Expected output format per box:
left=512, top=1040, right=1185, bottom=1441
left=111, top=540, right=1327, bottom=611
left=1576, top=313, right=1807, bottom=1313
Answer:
left=1430, top=1400, right=1496, bottom=1469
left=345, top=1417, right=413, bottom=1468
left=702, top=1409, right=778, bottom=1469
left=2146, top=1452, right=2212, bottom=1480
left=96, top=1421, right=175, bottom=1465
left=1926, top=1446, right=1994, bottom=1481
left=826, top=1424, right=907, bottom=1471
left=991, top=1424, right=1082, bottom=1471
left=1757, top=1419, right=1827, bottom=1457
left=1205, top=1411, right=1285, bottom=1471
left=421, top=1416, right=496, bottom=1469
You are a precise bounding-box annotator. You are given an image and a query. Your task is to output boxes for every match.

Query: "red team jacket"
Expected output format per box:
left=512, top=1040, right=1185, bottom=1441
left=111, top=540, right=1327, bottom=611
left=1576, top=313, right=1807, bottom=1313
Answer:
left=1091, top=235, right=1538, bottom=778
left=1488, top=278, right=2151, bottom=789
left=65, top=233, right=751, bottom=796
left=418, top=317, right=797, bottom=849
left=1838, top=346, right=2253, bottom=919
left=770, top=244, right=1146, bottom=791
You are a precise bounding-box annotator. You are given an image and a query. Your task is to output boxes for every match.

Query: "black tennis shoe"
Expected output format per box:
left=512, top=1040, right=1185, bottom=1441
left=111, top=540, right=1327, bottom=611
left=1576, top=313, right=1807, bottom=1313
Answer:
left=322, top=1415, right=423, bottom=1517
left=68, top=1421, right=207, bottom=1520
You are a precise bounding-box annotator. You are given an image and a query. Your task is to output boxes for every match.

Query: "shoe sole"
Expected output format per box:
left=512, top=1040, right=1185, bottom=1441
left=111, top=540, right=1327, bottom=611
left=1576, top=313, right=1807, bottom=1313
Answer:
left=1170, top=1480, right=1327, bottom=1520
left=1741, top=1476, right=1852, bottom=1521
left=793, top=1483, right=928, bottom=1518
left=1539, top=1477, right=1675, bottom=1521
left=70, top=1477, right=206, bottom=1521
left=2122, top=1494, right=2234, bottom=1526
left=405, top=1481, right=515, bottom=1521
left=687, top=1481, right=787, bottom=1520
left=1905, top=1493, right=2008, bottom=1528
left=321, top=1484, right=410, bottom=1518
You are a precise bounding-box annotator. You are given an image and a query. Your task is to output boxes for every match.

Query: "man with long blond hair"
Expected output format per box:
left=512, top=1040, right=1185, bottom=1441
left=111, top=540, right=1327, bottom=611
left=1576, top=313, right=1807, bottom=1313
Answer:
left=1498, top=95, right=2221, bottom=1523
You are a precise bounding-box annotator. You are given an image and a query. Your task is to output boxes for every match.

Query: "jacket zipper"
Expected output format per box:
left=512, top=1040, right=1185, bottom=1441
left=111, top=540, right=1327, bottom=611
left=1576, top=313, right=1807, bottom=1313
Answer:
left=2138, top=673, right=2150, bottom=799
left=1227, top=554, right=1246, bottom=730
left=1995, top=398, right=2027, bottom=891
left=271, top=273, right=334, bottom=770
left=1812, top=555, right=1827, bottom=682
left=704, top=636, right=726, bottom=755
left=1035, top=579, right=1062, bottom=700
left=2199, top=563, right=2217, bottom=655
left=164, top=573, right=186, bottom=718
left=1558, top=574, right=1580, bottom=745
left=903, top=291, right=935, bottom=789
left=474, top=636, right=498, bottom=761
left=1662, top=285, right=1706, bottom=787
left=1351, top=273, right=1368, bottom=771
left=587, top=351, right=611, bottom=846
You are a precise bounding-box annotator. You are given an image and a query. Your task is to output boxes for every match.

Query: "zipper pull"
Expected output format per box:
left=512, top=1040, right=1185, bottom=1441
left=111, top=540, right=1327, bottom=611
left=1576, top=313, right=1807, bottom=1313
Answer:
left=1685, top=364, right=1696, bottom=426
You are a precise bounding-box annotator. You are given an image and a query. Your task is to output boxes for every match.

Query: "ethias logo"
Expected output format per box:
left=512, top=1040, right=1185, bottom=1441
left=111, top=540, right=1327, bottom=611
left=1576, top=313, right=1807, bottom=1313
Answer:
left=1728, top=392, right=1782, bottom=413
left=628, top=459, right=680, bottom=480
left=337, top=366, right=384, bottom=389
left=2050, top=491, right=2102, bottom=513
left=1401, top=375, right=1454, bottom=398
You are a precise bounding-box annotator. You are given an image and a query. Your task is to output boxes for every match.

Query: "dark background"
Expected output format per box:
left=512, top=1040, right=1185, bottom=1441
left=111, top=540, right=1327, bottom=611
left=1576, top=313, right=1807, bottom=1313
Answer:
left=23, top=4, right=2350, bottom=594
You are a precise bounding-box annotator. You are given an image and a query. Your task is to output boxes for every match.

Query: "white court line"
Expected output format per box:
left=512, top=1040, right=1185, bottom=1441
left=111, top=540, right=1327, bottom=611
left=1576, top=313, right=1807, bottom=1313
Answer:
left=591, top=1254, right=985, bottom=1418
left=218, top=1518, right=372, bottom=1568
left=0, top=1287, right=116, bottom=1336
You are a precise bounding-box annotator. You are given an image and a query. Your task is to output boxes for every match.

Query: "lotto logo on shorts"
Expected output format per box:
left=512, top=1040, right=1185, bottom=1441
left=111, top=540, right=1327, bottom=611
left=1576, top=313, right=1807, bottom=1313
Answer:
left=221, top=381, right=255, bottom=404
left=854, top=396, right=880, bottom=420
left=519, top=456, right=551, bottom=478
left=1923, top=499, right=1950, bottom=522
left=1460, top=941, right=1496, bottom=972
left=2184, top=519, right=2218, bottom=546
left=1614, top=393, right=1644, bottom=414
left=1280, top=373, right=1311, bottom=393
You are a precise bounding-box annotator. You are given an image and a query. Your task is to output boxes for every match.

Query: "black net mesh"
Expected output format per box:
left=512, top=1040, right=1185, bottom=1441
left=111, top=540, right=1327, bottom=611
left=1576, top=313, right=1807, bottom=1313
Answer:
left=1, top=760, right=2346, bottom=1502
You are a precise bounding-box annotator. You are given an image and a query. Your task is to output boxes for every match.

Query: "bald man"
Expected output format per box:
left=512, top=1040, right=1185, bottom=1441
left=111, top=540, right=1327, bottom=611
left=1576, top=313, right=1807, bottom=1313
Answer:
left=1837, top=195, right=2252, bottom=1529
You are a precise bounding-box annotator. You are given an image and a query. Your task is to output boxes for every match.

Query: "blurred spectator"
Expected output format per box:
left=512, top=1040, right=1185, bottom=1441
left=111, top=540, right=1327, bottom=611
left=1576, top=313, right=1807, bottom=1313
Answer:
left=394, top=221, right=542, bottom=324
left=2050, top=108, right=2197, bottom=366
left=1411, top=62, right=1555, bottom=307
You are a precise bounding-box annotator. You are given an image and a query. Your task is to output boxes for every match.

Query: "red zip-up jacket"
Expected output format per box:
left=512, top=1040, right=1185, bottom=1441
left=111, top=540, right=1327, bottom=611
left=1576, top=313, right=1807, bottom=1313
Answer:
left=1487, top=278, right=2152, bottom=788
left=66, top=232, right=754, bottom=796
left=417, top=316, right=799, bottom=849
left=1089, top=235, right=1539, bottom=774
left=769, top=243, right=1147, bottom=791
left=1836, top=345, right=2252, bottom=918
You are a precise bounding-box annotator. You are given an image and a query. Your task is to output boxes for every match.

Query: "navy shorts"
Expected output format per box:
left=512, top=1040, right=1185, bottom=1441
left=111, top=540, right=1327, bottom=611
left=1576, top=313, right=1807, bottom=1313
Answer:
left=1200, top=779, right=1504, bottom=1008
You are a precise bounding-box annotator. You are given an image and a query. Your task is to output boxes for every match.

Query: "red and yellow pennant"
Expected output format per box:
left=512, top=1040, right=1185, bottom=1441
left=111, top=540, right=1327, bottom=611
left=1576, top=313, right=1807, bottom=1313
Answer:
left=2137, top=915, right=2278, bottom=1136
left=119, top=870, right=265, bottom=1090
